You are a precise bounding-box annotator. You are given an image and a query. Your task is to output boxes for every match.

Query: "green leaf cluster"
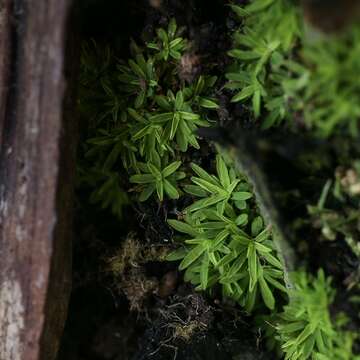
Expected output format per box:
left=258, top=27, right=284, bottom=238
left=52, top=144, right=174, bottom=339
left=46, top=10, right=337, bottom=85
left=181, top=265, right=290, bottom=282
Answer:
left=167, top=154, right=286, bottom=311
left=79, top=19, right=219, bottom=208
left=77, top=168, right=129, bottom=219
left=300, top=27, right=360, bottom=137
left=226, top=0, right=302, bottom=125
left=79, top=40, right=127, bottom=125
left=118, top=53, right=158, bottom=109
left=147, top=18, right=187, bottom=61
left=227, top=0, right=360, bottom=136
left=129, top=158, right=185, bottom=202
left=275, top=270, right=359, bottom=360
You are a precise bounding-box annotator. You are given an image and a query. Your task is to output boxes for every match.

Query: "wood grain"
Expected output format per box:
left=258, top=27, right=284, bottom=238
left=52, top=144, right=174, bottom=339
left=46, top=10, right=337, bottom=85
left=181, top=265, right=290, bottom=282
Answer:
left=0, top=0, right=12, bottom=146
left=0, top=1, right=75, bottom=359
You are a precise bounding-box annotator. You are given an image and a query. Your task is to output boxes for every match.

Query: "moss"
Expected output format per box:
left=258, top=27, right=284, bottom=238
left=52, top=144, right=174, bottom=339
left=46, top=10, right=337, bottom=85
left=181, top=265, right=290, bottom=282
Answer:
left=76, top=3, right=360, bottom=358
left=107, top=234, right=172, bottom=311
left=108, top=235, right=142, bottom=276
left=172, top=321, right=206, bottom=342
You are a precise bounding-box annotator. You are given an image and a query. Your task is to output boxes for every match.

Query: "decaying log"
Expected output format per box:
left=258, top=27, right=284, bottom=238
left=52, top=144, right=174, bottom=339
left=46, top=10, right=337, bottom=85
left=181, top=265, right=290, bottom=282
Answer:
left=0, top=0, right=11, bottom=143
left=0, top=1, right=76, bottom=360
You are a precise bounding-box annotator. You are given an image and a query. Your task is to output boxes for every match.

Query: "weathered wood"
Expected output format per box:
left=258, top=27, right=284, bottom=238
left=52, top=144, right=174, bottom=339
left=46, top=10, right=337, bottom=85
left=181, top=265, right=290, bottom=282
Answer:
left=0, top=1, right=75, bottom=360
left=0, top=0, right=12, bottom=146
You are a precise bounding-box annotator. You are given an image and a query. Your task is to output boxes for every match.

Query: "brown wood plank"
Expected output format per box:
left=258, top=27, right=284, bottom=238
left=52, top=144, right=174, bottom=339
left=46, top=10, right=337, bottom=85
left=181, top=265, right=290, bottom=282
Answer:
left=0, top=1, right=75, bottom=359
left=0, top=0, right=12, bottom=146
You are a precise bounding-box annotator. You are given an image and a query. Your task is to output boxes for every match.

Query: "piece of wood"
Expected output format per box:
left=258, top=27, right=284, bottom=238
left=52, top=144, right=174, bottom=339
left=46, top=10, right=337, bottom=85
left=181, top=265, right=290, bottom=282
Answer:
left=0, top=1, right=75, bottom=360
left=0, top=0, right=11, bottom=145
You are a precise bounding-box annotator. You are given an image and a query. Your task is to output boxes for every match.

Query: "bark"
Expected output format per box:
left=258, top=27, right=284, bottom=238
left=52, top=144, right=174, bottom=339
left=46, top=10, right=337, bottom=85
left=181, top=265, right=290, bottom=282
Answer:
left=0, top=0, right=12, bottom=144
left=0, top=1, right=75, bottom=360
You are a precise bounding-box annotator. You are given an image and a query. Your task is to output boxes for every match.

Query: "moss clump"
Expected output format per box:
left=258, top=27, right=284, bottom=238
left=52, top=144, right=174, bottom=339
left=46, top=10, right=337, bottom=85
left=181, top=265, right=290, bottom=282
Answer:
left=78, top=8, right=360, bottom=359
left=227, top=0, right=360, bottom=136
